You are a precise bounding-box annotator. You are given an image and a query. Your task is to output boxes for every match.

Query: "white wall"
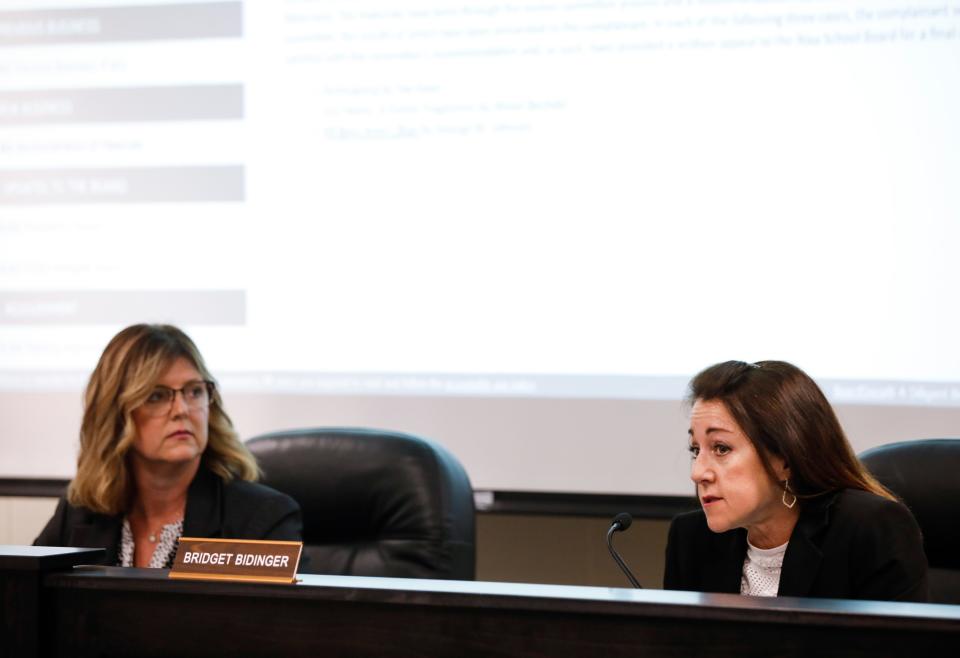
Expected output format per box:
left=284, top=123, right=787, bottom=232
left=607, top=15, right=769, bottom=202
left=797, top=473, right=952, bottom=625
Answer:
left=0, top=496, right=57, bottom=544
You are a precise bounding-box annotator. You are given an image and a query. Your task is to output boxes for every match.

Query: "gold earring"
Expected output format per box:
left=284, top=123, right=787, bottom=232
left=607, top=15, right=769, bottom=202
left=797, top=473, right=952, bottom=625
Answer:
left=782, top=479, right=797, bottom=509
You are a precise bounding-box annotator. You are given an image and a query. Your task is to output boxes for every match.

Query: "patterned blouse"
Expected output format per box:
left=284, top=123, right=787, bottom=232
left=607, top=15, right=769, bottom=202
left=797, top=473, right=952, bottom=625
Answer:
left=119, top=518, right=184, bottom=568
left=740, top=540, right=788, bottom=597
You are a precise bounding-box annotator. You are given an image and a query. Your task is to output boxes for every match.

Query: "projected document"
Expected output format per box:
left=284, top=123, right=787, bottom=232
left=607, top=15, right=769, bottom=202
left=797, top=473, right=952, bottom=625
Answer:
left=1, top=0, right=958, bottom=400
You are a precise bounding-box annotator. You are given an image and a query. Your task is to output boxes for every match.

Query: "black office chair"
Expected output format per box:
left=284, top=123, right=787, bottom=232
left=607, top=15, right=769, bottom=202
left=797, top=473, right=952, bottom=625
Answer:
left=859, top=438, right=960, bottom=604
left=246, top=427, right=476, bottom=580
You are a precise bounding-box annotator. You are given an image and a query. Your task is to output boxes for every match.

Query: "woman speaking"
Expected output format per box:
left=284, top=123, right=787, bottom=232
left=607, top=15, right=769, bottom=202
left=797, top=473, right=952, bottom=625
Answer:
left=35, top=324, right=302, bottom=568
left=665, top=360, right=928, bottom=601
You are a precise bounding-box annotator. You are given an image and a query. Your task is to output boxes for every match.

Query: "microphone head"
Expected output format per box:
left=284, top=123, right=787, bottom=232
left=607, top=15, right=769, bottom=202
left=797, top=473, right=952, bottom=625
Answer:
left=612, top=512, right=633, bottom=531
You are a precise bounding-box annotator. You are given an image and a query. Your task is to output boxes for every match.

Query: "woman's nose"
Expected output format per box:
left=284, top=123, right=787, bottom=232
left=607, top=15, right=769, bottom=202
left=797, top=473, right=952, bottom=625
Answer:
left=170, top=389, right=190, bottom=415
left=690, top=454, right=713, bottom=483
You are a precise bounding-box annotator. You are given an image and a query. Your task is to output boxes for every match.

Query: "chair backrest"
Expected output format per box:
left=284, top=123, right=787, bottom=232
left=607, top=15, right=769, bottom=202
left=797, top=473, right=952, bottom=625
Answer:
left=859, top=438, right=960, bottom=603
left=246, top=427, right=476, bottom=580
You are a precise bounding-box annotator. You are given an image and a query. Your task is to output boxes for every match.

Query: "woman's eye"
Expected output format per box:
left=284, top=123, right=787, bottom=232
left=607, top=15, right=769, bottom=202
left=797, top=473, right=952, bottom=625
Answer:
left=146, top=389, right=169, bottom=403
left=186, top=383, right=206, bottom=399
left=687, top=445, right=700, bottom=457
left=714, top=444, right=731, bottom=456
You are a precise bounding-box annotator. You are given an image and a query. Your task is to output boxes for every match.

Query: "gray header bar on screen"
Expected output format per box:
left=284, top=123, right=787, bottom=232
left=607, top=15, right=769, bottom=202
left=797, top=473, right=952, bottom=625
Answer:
left=0, top=290, right=246, bottom=325
left=0, top=2, right=242, bottom=46
left=0, top=166, right=244, bottom=204
left=0, top=85, right=243, bottom=125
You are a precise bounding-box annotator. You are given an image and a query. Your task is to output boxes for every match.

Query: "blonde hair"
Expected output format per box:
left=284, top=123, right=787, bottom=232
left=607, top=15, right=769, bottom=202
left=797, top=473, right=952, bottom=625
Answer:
left=68, top=324, right=260, bottom=515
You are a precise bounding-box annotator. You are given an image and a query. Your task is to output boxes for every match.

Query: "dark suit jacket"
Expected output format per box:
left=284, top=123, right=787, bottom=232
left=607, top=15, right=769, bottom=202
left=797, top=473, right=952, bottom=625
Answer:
left=34, top=466, right=303, bottom=566
left=663, top=488, right=929, bottom=602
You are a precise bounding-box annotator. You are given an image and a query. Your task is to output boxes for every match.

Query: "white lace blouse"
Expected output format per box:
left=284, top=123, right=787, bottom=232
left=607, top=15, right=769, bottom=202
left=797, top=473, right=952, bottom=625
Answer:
left=740, top=540, right=788, bottom=597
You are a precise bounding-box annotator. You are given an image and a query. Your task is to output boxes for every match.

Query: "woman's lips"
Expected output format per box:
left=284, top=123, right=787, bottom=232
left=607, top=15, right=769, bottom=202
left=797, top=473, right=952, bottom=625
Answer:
left=701, top=495, right=722, bottom=506
left=167, top=430, right=194, bottom=439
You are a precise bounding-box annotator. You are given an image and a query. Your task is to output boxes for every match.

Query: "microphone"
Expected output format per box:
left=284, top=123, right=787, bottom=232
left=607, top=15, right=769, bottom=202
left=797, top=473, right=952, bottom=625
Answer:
left=606, top=512, right=642, bottom=589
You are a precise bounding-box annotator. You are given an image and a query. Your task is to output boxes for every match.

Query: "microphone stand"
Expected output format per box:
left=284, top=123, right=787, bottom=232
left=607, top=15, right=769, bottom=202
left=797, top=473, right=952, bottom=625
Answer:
left=606, top=520, right=642, bottom=589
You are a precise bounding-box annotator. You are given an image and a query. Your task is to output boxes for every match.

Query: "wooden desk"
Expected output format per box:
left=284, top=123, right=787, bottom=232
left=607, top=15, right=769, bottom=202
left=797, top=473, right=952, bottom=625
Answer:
left=4, top=547, right=960, bottom=657
left=0, top=546, right=104, bottom=658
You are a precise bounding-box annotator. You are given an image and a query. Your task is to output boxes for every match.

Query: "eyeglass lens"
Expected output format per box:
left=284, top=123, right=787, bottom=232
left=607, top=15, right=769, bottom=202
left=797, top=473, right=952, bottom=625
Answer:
left=141, top=381, right=212, bottom=416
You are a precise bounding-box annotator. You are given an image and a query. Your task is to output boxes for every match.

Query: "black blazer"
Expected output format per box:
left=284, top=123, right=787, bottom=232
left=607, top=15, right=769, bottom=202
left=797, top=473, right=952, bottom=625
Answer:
left=664, top=488, right=929, bottom=602
left=34, top=467, right=303, bottom=566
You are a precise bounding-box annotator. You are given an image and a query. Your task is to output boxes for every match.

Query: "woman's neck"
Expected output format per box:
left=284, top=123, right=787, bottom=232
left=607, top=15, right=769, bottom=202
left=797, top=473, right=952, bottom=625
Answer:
left=746, top=505, right=800, bottom=549
left=128, top=457, right=200, bottom=522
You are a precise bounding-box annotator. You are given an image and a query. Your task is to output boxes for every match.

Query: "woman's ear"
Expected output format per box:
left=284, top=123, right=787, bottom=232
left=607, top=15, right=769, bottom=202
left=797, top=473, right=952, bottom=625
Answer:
left=773, top=456, right=791, bottom=483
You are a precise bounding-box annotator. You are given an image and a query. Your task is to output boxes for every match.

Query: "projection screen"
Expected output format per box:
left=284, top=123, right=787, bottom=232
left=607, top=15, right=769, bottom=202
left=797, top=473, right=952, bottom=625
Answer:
left=1, top=0, right=958, bottom=498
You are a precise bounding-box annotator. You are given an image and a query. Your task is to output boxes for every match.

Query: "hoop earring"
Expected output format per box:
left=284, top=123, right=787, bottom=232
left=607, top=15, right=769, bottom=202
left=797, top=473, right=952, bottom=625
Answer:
left=782, top=480, right=797, bottom=509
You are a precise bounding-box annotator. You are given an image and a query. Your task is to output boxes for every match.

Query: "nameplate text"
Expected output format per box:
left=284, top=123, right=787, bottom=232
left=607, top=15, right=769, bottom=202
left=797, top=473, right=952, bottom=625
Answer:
left=169, top=537, right=302, bottom=584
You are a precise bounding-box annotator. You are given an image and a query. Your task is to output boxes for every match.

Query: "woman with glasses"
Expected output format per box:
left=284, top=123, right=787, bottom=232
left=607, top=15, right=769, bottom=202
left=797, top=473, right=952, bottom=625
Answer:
left=35, top=324, right=302, bottom=568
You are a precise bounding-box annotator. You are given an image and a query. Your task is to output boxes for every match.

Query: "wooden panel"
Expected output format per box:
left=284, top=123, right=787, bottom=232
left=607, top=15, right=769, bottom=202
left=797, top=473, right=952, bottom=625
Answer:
left=0, top=547, right=102, bottom=658
left=41, top=567, right=960, bottom=658
left=1, top=571, right=40, bottom=658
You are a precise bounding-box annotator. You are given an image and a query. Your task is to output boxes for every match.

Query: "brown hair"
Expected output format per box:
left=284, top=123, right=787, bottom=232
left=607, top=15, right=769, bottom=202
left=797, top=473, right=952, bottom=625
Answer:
left=688, top=360, right=893, bottom=501
left=68, top=324, right=260, bottom=515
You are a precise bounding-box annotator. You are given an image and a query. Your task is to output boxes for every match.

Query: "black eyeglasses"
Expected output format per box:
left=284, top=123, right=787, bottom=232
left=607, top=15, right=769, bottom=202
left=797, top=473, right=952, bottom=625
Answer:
left=139, top=380, right=214, bottom=418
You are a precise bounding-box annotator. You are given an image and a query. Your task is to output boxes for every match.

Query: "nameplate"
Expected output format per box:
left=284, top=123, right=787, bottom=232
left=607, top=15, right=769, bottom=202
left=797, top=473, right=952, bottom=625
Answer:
left=169, top=537, right=302, bottom=584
